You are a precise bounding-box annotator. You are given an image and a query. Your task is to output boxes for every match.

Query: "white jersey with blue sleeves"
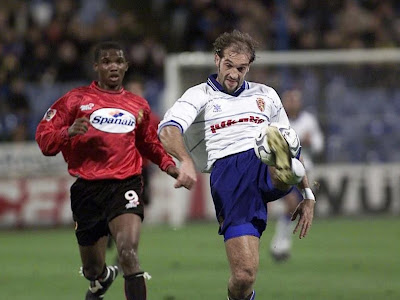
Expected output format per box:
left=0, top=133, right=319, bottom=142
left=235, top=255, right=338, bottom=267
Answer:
left=159, top=75, right=290, bottom=172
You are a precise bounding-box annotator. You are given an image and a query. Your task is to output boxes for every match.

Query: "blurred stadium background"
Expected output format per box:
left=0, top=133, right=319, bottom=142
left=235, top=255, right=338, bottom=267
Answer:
left=1, top=0, right=400, bottom=299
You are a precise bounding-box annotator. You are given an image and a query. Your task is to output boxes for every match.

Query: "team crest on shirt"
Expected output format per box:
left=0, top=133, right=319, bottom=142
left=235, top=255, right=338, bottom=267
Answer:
left=43, top=108, right=57, bottom=121
left=256, top=98, right=265, bottom=112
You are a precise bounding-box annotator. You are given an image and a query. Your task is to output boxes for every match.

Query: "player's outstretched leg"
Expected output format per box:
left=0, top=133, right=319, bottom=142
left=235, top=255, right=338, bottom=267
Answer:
left=270, top=188, right=302, bottom=262
left=266, top=126, right=304, bottom=185
left=85, top=265, right=119, bottom=300
left=270, top=215, right=294, bottom=262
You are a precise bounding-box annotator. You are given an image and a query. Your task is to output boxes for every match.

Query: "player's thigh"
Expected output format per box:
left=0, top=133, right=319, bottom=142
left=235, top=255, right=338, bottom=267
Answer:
left=108, top=213, right=142, bottom=250
left=225, top=235, right=260, bottom=274
left=79, top=235, right=109, bottom=268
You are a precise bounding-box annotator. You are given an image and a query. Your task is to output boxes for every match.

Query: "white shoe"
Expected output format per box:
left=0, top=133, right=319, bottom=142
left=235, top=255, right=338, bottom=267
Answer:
left=270, top=217, right=294, bottom=262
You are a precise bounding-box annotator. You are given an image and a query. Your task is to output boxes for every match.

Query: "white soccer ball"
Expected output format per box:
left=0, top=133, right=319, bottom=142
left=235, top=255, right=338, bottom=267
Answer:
left=254, top=123, right=304, bottom=184
left=271, top=122, right=301, bottom=158
left=254, top=122, right=301, bottom=166
left=254, top=125, right=276, bottom=165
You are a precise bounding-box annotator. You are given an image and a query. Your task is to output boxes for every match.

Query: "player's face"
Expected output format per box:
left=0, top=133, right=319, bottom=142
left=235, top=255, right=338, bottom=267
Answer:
left=94, top=49, right=129, bottom=90
left=215, top=48, right=250, bottom=95
left=282, top=90, right=303, bottom=117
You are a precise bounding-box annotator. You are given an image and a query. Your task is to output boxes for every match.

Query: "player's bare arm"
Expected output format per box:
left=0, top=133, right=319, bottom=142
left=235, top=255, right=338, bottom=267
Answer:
left=166, top=165, right=179, bottom=179
left=68, top=117, right=90, bottom=137
left=159, top=126, right=197, bottom=190
left=291, top=171, right=315, bottom=239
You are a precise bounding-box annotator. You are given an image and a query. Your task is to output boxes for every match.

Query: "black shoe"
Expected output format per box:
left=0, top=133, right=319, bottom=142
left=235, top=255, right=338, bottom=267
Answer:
left=85, top=265, right=119, bottom=300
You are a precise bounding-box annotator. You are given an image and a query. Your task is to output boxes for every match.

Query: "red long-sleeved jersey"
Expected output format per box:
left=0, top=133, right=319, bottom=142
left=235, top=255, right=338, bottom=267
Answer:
left=36, top=81, right=175, bottom=180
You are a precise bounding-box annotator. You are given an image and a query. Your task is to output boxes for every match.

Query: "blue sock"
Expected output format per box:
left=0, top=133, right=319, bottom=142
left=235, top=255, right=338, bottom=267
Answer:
left=228, top=290, right=255, bottom=300
left=249, top=290, right=255, bottom=300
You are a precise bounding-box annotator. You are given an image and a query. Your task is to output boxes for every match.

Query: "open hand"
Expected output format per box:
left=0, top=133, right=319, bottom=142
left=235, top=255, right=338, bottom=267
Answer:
left=291, top=198, right=315, bottom=239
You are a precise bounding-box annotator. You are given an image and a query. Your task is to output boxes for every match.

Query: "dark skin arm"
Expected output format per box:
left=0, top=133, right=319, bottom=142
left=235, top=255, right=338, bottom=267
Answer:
left=159, top=126, right=197, bottom=190
left=166, top=165, right=179, bottom=179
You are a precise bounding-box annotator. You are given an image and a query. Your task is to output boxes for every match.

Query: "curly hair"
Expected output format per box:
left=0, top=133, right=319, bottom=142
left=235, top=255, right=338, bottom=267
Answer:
left=213, top=30, right=258, bottom=63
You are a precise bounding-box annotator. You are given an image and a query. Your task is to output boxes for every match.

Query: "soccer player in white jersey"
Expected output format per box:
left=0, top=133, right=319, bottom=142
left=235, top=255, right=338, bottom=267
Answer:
left=270, top=89, right=324, bottom=262
left=158, top=30, right=316, bottom=300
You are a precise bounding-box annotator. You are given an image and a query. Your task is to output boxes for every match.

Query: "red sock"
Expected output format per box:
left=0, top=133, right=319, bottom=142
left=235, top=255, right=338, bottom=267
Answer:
left=124, top=272, right=147, bottom=300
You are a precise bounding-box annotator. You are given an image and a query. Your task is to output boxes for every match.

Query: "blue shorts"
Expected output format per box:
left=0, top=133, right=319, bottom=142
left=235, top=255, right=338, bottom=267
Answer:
left=210, top=149, right=292, bottom=241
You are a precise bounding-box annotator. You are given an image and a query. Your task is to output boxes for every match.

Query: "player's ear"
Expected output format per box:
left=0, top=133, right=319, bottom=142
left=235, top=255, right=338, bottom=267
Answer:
left=214, top=53, right=220, bottom=67
left=93, top=62, right=98, bottom=72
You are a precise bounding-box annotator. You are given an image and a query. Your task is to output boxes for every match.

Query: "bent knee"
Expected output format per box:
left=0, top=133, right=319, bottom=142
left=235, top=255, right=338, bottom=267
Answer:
left=232, top=269, right=256, bottom=289
left=118, top=244, right=139, bottom=265
left=83, top=265, right=104, bottom=281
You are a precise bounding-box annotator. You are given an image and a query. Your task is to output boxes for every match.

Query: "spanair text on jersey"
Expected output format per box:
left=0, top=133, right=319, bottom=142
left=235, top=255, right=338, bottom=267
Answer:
left=36, top=81, right=175, bottom=180
left=158, top=74, right=290, bottom=172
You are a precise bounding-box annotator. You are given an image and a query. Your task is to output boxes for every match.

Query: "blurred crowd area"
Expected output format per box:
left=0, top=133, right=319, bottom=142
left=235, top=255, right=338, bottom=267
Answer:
left=0, top=0, right=399, bottom=162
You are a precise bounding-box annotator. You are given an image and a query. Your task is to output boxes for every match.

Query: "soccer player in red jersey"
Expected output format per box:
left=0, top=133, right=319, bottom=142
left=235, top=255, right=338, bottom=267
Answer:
left=36, top=41, right=179, bottom=300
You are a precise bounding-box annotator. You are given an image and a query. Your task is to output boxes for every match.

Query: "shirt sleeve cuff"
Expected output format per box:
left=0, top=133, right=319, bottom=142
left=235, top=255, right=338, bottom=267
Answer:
left=160, top=160, right=176, bottom=172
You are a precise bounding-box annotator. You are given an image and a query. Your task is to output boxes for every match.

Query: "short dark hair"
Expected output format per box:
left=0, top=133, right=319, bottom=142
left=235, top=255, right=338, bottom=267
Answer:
left=93, top=41, right=126, bottom=62
left=213, top=30, right=257, bottom=63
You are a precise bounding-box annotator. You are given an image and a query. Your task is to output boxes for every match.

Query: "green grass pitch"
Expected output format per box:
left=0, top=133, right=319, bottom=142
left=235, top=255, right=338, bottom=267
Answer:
left=1, top=217, right=399, bottom=300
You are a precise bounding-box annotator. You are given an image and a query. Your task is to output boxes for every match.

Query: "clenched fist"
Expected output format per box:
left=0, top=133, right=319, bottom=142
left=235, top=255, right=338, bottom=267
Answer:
left=68, top=117, right=91, bottom=137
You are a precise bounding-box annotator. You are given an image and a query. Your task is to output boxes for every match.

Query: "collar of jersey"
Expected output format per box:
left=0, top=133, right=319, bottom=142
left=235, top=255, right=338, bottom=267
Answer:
left=207, top=74, right=248, bottom=97
left=91, top=81, right=124, bottom=94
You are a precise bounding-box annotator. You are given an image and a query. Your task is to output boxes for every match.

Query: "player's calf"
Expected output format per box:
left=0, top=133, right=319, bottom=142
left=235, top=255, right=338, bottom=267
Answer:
left=270, top=216, right=295, bottom=262
left=124, top=271, right=150, bottom=300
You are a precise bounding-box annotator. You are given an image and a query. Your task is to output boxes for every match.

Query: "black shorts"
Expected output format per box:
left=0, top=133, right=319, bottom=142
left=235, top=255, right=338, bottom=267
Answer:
left=71, top=175, right=144, bottom=246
